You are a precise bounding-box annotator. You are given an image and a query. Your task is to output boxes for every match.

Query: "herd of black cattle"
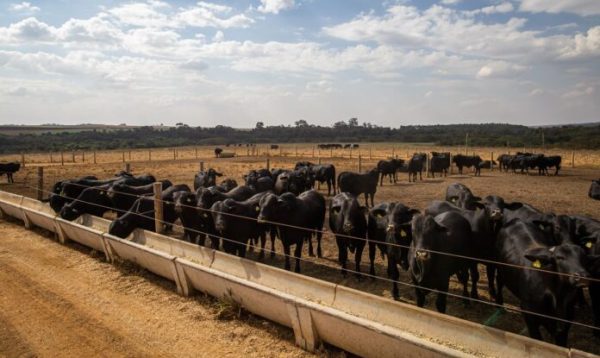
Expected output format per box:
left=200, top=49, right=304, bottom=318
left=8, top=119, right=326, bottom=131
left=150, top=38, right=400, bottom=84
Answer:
left=38, top=154, right=600, bottom=347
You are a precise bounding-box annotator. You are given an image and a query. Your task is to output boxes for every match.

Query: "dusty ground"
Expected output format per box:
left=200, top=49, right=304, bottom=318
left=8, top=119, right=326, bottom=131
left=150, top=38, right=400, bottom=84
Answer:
left=0, top=218, right=345, bottom=358
left=1, top=144, right=600, bottom=355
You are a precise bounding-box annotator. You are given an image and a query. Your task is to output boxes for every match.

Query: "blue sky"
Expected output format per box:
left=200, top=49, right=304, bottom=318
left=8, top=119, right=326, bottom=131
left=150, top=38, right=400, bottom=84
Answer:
left=0, top=0, right=599, bottom=127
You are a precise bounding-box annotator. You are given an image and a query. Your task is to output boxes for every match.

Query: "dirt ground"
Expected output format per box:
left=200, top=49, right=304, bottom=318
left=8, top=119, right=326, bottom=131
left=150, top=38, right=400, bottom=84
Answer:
left=0, top=218, right=344, bottom=358
left=1, top=145, right=600, bottom=355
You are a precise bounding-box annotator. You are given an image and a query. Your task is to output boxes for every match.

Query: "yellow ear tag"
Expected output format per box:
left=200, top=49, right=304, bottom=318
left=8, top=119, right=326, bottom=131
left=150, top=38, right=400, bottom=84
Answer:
left=451, top=198, right=457, bottom=203
left=532, top=260, right=542, bottom=268
left=400, top=229, right=407, bottom=238
left=203, top=213, right=208, bottom=218
left=255, top=206, right=260, bottom=212
left=586, top=241, right=593, bottom=249
left=376, top=214, right=383, bottom=218
left=538, top=224, right=545, bottom=231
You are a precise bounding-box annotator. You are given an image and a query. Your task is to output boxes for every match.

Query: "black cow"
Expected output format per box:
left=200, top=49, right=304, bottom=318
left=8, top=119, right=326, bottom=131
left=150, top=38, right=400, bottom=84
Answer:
left=108, top=185, right=190, bottom=238
left=589, top=179, right=600, bottom=200
left=429, top=152, right=450, bottom=178
left=408, top=153, right=427, bottom=182
left=368, top=203, right=419, bottom=298
left=425, top=200, right=500, bottom=299
left=329, top=193, right=368, bottom=276
left=540, top=156, right=562, bottom=176
left=257, top=190, right=325, bottom=271
left=452, top=154, right=483, bottom=176
left=409, top=212, right=473, bottom=313
left=338, top=168, right=379, bottom=207
left=214, top=147, right=223, bottom=158
left=0, top=162, right=20, bottom=183
left=497, top=154, right=513, bottom=172
left=377, top=159, right=405, bottom=185
left=174, top=191, right=203, bottom=244
left=244, top=169, right=274, bottom=193
left=494, top=219, right=593, bottom=346
left=193, top=168, right=223, bottom=191
left=196, top=185, right=256, bottom=248
left=59, top=184, right=115, bottom=221
left=270, top=144, right=279, bottom=150
left=217, top=179, right=238, bottom=192
left=295, top=162, right=336, bottom=196
left=49, top=174, right=155, bottom=213
left=107, top=180, right=172, bottom=217
left=212, top=192, right=275, bottom=259
left=445, top=183, right=482, bottom=210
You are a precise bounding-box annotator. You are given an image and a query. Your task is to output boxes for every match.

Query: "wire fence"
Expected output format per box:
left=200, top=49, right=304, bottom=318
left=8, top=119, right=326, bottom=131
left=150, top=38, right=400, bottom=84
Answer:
left=10, top=179, right=600, bottom=335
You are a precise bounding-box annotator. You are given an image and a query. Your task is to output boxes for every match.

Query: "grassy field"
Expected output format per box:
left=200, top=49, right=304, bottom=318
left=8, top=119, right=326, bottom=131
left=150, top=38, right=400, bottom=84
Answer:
left=1, top=143, right=600, bottom=353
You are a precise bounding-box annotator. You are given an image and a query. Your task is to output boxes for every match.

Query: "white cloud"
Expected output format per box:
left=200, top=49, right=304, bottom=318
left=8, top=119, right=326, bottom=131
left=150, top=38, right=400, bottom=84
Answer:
left=0, top=17, right=55, bottom=42
left=519, top=0, right=600, bottom=16
left=258, top=0, right=295, bottom=14
left=476, top=61, right=527, bottom=78
left=466, top=2, right=514, bottom=16
left=9, top=2, right=40, bottom=13
left=559, top=26, right=600, bottom=59
left=213, top=30, right=224, bottom=42
left=440, top=0, right=460, bottom=4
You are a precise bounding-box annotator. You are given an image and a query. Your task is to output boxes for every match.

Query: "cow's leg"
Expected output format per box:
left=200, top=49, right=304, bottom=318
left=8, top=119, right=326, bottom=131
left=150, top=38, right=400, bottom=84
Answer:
left=354, top=243, right=364, bottom=279
left=283, top=243, right=291, bottom=271
left=469, top=263, right=479, bottom=299
left=259, top=232, right=266, bottom=260
left=337, top=237, right=348, bottom=275
left=368, top=240, right=376, bottom=276
left=487, top=264, right=497, bottom=299
left=388, top=259, right=400, bottom=300
left=238, top=241, right=247, bottom=258
left=435, top=280, right=450, bottom=313
left=316, top=230, right=322, bottom=258
left=294, top=241, right=303, bottom=273
left=370, top=193, right=374, bottom=208
left=495, top=272, right=505, bottom=305
left=590, top=283, right=600, bottom=337
left=524, top=314, right=543, bottom=341
left=415, top=286, right=426, bottom=307
left=307, top=234, right=315, bottom=257
left=364, top=193, right=369, bottom=208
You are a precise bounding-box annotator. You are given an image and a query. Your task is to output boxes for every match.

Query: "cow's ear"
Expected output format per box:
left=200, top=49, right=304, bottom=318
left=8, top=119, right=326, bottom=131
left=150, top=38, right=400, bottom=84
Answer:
left=524, top=247, right=553, bottom=267
left=532, top=220, right=553, bottom=233
left=505, top=202, right=523, bottom=210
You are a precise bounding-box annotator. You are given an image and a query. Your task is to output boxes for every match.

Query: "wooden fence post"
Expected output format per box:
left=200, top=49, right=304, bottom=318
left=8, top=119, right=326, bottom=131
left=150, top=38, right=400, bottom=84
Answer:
left=122, top=151, right=125, bottom=163
left=266, top=158, right=270, bottom=171
left=369, top=146, right=372, bottom=160
left=129, top=150, right=132, bottom=160
left=153, top=182, right=163, bottom=234
left=72, top=151, right=75, bottom=163
left=295, top=146, right=298, bottom=157
left=392, top=147, right=395, bottom=158
left=61, top=152, right=64, bottom=166
left=491, top=152, right=494, bottom=171
left=173, top=149, right=176, bottom=160
left=50, top=152, right=53, bottom=164
left=124, top=163, right=131, bottom=173
left=330, top=147, right=333, bottom=158
left=358, top=155, right=362, bottom=172
left=199, top=161, right=204, bottom=172
left=93, top=151, right=96, bottom=164
left=571, top=152, right=575, bottom=168
left=82, top=151, right=85, bottom=163
left=312, top=146, right=315, bottom=158
left=37, top=167, right=44, bottom=201
left=21, top=153, right=25, bottom=168
left=425, top=154, right=430, bottom=178
left=350, top=146, right=353, bottom=159
left=449, top=153, right=453, bottom=175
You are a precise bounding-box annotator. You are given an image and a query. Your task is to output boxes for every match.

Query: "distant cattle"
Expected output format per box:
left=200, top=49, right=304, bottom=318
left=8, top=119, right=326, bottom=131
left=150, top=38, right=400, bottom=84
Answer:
left=590, top=179, right=600, bottom=200
left=408, top=153, right=427, bottom=182
left=477, top=160, right=497, bottom=170
left=452, top=154, right=483, bottom=176
left=377, top=159, right=404, bottom=185
left=214, top=147, right=223, bottom=158
left=338, top=168, right=379, bottom=207
left=318, top=143, right=343, bottom=149
left=270, top=144, right=279, bottom=150
left=429, top=152, right=450, bottom=178
left=0, top=162, right=20, bottom=183
left=540, top=155, right=562, bottom=176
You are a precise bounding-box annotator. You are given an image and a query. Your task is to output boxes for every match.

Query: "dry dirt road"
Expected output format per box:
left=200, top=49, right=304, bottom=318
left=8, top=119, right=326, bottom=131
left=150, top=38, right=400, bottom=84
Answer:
left=0, top=218, right=332, bottom=358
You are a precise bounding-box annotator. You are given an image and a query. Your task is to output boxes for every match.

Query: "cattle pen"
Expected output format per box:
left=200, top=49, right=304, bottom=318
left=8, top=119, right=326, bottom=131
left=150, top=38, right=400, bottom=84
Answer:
left=0, top=143, right=599, bottom=357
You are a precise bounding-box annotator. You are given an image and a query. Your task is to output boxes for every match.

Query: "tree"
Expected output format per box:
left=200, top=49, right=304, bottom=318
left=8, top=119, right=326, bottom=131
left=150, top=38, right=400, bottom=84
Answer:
left=333, top=121, right=347, bottom=129
left=348, top=117, right=359, bottom=127
left=255, top=121, right=264, bottom=129
left=295, top=119, right=308, bottom=127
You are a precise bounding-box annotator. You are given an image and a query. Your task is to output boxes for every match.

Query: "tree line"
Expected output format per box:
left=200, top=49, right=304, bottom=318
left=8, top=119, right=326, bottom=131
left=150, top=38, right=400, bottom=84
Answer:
left=0, top=121, right=599, bottom=154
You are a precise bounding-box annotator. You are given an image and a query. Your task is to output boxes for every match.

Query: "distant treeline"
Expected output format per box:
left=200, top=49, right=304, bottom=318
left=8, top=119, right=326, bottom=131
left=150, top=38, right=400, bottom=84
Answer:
left=1, top=122, right=599, bottom=154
